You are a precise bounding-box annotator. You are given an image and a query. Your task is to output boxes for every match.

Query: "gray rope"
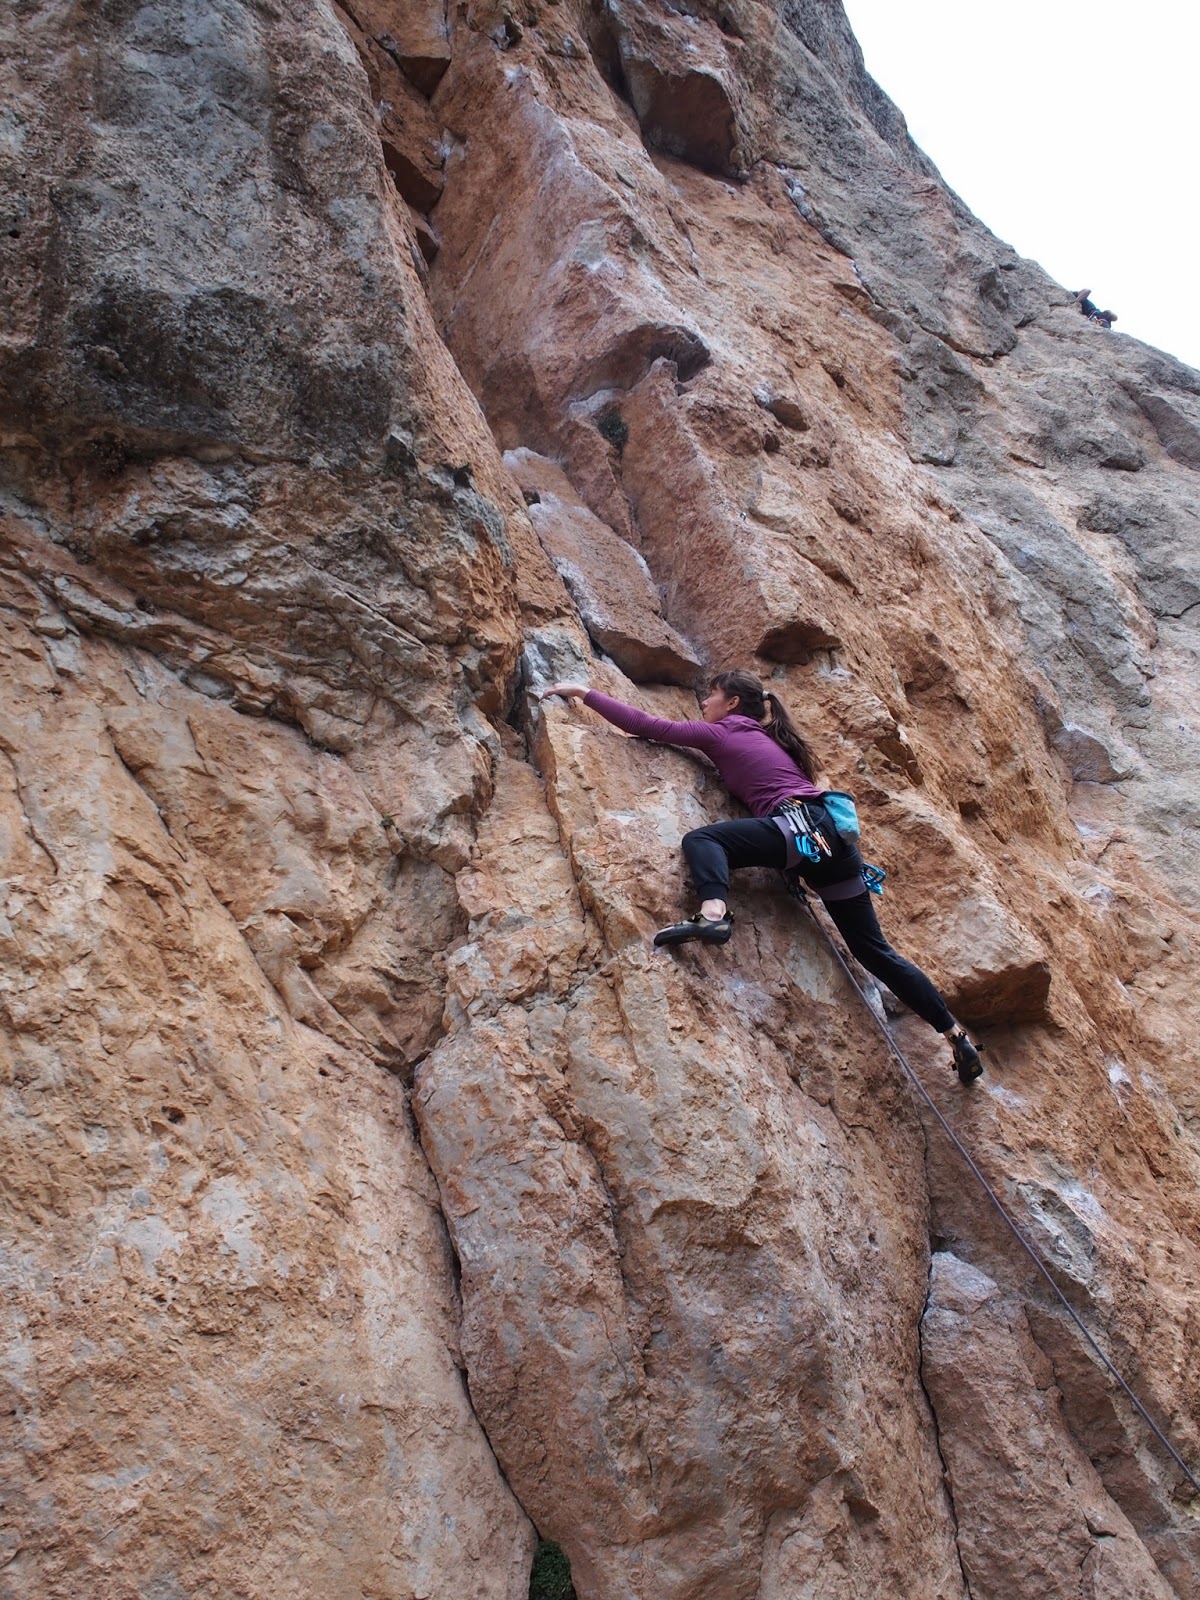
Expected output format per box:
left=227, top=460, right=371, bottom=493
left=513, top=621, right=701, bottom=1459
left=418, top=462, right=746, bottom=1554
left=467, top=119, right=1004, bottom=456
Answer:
left=791, top=883, right=1200, bottom=1498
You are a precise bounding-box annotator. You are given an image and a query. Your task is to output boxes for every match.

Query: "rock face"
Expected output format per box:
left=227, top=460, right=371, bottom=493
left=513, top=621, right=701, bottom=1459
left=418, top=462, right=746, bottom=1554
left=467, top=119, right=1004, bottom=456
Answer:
left=3, top=1, right=1200, bottom=1597
left=505, top=448, right=703, bottom=684
left=922, top=1253, right=1177, bottom=1600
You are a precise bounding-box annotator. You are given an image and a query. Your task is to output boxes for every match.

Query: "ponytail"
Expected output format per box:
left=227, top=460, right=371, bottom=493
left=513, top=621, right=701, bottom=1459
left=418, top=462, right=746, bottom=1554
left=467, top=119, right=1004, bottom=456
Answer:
left=763, top=690, right=817, bottom=783
left=709, top=670, right=818, bottom=783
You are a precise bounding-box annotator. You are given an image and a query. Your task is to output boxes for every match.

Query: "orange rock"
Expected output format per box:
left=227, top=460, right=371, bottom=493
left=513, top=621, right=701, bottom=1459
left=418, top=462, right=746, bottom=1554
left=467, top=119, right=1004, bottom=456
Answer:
left=5, top=0, right=1200, bottom=1593
left=506, top=448, right=702, bottom=684
left=922, top=1254, right=1176, bottom=1597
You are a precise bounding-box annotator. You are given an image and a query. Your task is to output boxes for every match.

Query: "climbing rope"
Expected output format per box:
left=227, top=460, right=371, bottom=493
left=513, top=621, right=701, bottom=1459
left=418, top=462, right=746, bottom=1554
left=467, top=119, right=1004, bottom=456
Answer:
left=788, top=880, right=1200, bottom=1498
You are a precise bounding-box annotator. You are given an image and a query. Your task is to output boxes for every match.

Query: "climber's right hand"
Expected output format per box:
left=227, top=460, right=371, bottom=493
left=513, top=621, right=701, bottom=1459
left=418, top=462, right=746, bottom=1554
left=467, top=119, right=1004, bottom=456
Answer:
left=541, top=682, right=589, bottom=702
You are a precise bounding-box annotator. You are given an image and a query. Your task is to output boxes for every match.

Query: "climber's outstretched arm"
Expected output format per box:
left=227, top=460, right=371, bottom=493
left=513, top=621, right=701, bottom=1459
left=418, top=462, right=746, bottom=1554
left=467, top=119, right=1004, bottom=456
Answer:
left=543, top=684, right=722, bottom=755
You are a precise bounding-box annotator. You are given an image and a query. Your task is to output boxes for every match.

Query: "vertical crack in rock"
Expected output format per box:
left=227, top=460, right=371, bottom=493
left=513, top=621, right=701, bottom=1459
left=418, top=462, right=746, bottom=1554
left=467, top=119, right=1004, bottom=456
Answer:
left=409, top=707, right=664, bottom=1589
left=0, top=743, right=61, bottom=878
left=916, top=1256, right=976, bottom=1600
left=405, top=1078, right=549, bottom=1545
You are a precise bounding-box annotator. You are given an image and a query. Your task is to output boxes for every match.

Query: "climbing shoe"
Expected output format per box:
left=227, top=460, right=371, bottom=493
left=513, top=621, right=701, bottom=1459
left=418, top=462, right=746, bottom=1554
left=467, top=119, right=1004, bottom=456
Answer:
left=950, top=1030, right=984, bottom=1086
left=653, top=913, right=734, bottom=948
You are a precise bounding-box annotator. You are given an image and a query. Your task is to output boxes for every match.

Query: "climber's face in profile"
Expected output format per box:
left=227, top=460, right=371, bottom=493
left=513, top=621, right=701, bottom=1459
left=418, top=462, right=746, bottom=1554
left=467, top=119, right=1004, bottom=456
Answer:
left=700, top=685, right=741, bottom=723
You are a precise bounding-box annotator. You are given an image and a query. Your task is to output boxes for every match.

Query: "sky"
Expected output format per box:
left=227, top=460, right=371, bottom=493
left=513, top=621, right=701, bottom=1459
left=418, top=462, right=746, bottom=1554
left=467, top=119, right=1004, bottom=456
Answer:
left=840, top=0, right=1200, bottom=373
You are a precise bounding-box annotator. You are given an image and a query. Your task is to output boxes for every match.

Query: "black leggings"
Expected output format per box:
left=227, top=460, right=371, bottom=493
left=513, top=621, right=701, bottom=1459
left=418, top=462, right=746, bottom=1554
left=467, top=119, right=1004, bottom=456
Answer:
left=682, top=819, right=956, bottom=1033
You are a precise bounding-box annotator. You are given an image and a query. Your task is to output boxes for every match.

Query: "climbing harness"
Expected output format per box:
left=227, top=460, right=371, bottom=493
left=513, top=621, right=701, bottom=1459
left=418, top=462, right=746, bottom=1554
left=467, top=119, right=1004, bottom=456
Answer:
left=784, top=876, right=1200, bottom=1499
left=773, top=797, right=834, bottom=865
left=774, top=794, right=887, bottom=895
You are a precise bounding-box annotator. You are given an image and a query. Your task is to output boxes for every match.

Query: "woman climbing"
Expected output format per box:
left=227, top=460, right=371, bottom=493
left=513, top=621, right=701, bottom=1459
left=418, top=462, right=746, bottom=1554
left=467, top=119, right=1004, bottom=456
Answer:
left=542, top=670, right=984, bottom=1084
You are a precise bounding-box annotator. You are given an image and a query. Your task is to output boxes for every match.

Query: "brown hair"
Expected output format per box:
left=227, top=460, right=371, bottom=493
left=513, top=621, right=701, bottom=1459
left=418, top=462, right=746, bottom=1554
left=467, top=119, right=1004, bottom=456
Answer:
left=709, top=670, right=817, bottom=782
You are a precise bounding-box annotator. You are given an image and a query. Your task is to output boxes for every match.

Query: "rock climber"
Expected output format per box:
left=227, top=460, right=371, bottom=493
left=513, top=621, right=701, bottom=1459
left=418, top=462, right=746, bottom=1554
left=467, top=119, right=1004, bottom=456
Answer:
left=542, top=671, right=985, bottom=1084
left=1073, top=289, right=1117, bottom=328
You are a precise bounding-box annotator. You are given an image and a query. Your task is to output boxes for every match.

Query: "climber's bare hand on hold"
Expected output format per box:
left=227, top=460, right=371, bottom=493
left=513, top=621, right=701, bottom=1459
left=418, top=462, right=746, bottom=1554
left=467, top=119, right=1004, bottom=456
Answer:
left=541, top=683, right=589, bottom=703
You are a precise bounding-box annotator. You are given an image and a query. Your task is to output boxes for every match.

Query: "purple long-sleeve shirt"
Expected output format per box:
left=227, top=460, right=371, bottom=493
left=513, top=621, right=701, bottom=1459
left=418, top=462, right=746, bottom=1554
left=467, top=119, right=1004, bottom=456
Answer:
left=582, top=690, right=821, bottom=815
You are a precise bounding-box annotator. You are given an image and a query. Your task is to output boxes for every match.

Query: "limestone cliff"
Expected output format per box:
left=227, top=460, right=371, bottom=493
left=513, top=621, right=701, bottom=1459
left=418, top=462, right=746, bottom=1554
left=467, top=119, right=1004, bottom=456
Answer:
left=2, top=2, right=1199, bottom=1596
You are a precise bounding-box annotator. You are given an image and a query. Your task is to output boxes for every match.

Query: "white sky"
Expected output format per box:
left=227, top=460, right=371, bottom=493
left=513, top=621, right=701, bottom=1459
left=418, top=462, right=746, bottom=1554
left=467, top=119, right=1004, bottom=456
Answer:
left=840, top=0, right=1200, bottom=372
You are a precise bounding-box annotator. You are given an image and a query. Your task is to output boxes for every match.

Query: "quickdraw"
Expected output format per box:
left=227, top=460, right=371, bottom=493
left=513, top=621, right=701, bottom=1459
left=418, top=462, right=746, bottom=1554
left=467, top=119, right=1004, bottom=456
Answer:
left=773, top=797, right=834, bottom=864
left=775, top=797, right=887, bottom=894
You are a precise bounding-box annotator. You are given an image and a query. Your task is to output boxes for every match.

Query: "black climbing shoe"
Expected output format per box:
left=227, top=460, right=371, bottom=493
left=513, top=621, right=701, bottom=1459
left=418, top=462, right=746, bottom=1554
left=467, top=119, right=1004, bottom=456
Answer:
left=653, top=913, right=734, bottom=948
left=950, top=1030, right=984, bottom=1085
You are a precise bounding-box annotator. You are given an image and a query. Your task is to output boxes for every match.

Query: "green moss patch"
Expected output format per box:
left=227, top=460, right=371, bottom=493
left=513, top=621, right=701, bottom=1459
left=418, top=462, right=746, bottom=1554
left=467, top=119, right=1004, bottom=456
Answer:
left=529, top=1539, right=576, bottom=1600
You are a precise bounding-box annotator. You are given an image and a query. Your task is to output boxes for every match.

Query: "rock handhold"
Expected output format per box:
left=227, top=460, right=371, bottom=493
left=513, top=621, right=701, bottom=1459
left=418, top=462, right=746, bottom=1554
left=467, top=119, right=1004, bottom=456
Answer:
left=518, top=625, right=594, bottom=698
left=753, top=386, right=811, bottom=432
left=747, top=473, right=855, bottom=585
left=340, top=0, right=451, bottom=96
left=406, top=204, right=440, bottom=265
left=380, top=123, right=443, bottom=214
left=581, top=322, right=711, bottom=395
left=1053, top=723, right=1136, bottom=784
left=384, top=29, right=451, bottom=98
left=758, top=615, right=842, bottom=664
left=505, top=449, right=703, bottom=685
left=879, top=802, right=1052, bottom=1023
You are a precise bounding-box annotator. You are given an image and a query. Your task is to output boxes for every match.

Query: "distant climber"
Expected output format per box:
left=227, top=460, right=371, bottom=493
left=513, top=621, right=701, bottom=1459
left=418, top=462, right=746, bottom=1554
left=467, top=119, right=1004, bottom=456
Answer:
left=542, top=671, right=985, bottom=1083
left=1073, top=288, right=1117, bottom=329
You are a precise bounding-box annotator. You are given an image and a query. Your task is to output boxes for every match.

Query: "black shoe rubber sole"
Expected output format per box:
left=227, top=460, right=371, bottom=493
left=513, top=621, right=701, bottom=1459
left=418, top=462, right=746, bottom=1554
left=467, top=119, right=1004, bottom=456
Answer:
left=653, top=917, right=733, bottom=948
left=951, top=1034, right=984, bottom=1085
